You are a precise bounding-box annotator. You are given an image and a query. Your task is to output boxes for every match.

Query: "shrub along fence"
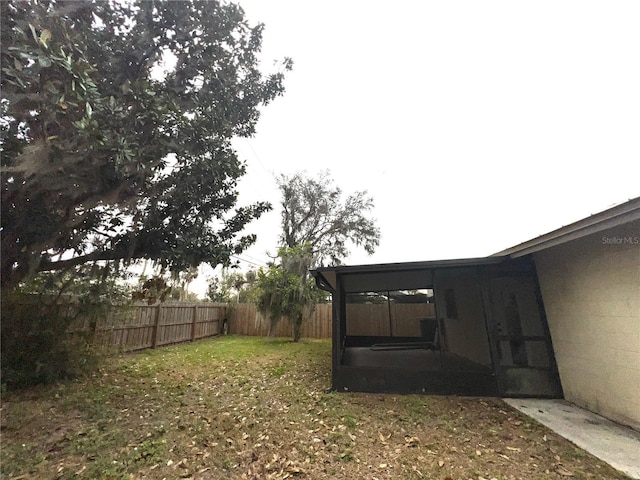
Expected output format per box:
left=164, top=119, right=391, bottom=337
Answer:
left=228, top=303, right=333, bottom=339
left=68, top=302, right=228, bottom=351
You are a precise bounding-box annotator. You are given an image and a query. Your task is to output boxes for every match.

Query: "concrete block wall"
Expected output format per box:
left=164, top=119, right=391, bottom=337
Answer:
left=534, top=220, right=640, bottom=430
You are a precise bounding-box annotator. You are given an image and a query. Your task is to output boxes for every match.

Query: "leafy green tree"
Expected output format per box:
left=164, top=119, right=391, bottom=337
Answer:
left=237, top=270, right=259, bottom=303
left=132, top=276, right=172, bottom=304
left=254, top=245, right=324, bottom=342
left=1, top=0, right=291, bottom=290
left=278, top=171, right=380, bottom=266
left=255, top=172, right=379, bottom=341
left=207, top=269, right=247, bottom=303
left=169, top=287, right=200, bottom=302
left=169, top=266, right=199, bottom=301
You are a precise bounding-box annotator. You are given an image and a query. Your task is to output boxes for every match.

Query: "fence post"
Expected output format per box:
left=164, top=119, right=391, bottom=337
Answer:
left=191, top=305, right=198, bottom=341
left=223, top=305, right=228, bottom=334
left=151, top=304, right=162, bottom=348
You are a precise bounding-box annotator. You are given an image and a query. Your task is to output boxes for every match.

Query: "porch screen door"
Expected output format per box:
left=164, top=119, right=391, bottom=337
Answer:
left=485, top=275, right=562, bottom=397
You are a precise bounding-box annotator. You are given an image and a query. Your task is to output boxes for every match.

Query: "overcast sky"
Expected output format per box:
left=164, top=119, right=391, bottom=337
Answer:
left=194, top=1, right=639, bottom=294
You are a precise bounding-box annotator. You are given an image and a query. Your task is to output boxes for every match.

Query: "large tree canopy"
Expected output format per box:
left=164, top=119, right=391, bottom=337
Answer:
left=0, top=0, right=291, bottom=289
left=278, top=171, right=380, bottom=267
left=253, top=172, right=379, bottom=341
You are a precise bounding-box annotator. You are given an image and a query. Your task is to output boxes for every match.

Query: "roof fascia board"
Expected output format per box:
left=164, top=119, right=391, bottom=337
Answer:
left=313, top=256, right=507, bottom=276
left=494, top=200, right=640, bottom=258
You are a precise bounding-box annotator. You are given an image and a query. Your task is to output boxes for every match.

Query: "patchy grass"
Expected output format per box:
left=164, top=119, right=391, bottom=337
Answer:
left=0, top=335, right=630, bottom=479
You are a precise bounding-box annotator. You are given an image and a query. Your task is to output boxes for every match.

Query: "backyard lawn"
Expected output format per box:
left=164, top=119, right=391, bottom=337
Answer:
left=1, top=336, right=630, bottom=479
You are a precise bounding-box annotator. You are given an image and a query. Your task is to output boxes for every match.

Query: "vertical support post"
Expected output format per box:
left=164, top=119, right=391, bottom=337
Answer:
left=151, top=304, right=161, bottom=348
left=432, top=269, right=445, bottom=372
left=387, top=290, right=393, bottom=337
left=332, top=277, right=343, bottom=391
left=191, top=305, right=198, bottom=341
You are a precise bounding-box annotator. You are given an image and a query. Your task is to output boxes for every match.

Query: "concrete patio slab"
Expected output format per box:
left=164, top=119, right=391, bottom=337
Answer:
left=504, top=398, right=640, bottom=479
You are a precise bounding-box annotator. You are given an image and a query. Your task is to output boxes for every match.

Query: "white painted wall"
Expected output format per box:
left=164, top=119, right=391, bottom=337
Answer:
left=534, top=220, right=640, bottom=430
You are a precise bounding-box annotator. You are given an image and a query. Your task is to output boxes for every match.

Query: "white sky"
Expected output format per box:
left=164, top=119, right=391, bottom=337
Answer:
left=192, top=0, right=640, bottom=296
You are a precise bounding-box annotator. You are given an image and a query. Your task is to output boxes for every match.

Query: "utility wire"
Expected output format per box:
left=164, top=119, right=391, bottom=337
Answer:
left=230, top=254, right=266, bottom=268
left=240, top=252, right=268, bottom=264
left=244, top=138, right=275, bottom=179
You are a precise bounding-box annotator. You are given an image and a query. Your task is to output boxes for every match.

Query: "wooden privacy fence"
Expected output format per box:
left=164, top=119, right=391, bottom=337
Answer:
left=226, top=303, right=437, bottom=339
left=69, top=302, right=227, bottom=351
left=229, top=303, right=333, bottom=338
left=68, top=301, right=437, bottom=346
left=346, top=303, right=436, bottom=336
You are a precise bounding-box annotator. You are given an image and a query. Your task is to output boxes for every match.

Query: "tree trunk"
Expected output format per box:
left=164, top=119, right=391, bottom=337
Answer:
left=292, top=314, right=303, bottom=342
left=268, top=316, right=278, bottom=338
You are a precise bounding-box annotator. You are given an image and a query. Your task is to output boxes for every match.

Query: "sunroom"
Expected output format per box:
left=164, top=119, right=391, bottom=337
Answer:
left=311, top=256, right=562, bottom=398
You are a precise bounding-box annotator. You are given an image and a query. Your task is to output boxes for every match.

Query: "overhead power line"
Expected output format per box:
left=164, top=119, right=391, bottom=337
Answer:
left=230, top=254, right=265, bottom=268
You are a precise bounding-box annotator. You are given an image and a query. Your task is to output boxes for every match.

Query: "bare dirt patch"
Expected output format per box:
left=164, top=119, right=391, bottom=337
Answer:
left=1, top=336, right=630, bottom=479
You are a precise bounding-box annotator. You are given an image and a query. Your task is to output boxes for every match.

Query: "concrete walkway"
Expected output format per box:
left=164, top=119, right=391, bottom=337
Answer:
left=503, top=398, right=640, bottom=479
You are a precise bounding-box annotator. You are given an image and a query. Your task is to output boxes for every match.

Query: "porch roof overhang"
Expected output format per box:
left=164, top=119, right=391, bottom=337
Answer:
left=492, top=196, right=640, bottom=258
left=310, top=256, right=508, bottom=293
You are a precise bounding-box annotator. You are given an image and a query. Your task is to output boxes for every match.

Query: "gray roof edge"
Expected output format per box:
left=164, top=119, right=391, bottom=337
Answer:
left=312, top=255, right=508, bottom=275
left=493, top=197, right=640, bottom=258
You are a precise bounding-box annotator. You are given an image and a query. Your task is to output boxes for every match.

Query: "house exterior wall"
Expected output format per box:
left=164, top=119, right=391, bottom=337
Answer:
left=534, top=220, right=640, bottom=430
